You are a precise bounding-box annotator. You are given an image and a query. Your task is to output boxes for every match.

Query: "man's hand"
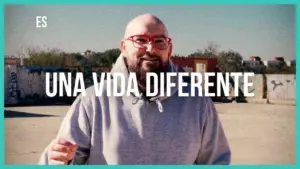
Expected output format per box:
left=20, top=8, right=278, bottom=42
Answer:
left=47, top=139, right=78, bottom=165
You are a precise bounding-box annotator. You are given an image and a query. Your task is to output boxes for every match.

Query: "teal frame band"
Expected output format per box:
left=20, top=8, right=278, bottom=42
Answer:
left=1, top=0, right=299, bottom=168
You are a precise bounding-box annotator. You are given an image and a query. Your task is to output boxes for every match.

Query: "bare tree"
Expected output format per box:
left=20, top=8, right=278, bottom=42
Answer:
left=188, top=41, right=220, bottom=58
left=204, top=41, right=220, bottom=58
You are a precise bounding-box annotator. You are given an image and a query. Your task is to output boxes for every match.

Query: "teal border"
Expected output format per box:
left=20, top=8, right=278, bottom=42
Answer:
left=1, top=0, right=299, bottom=168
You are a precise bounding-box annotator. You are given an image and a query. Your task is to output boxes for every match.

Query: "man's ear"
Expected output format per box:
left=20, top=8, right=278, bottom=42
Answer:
left=120, top=40, right=126, bottom=54
left=168, top=43, right=173, bottom=58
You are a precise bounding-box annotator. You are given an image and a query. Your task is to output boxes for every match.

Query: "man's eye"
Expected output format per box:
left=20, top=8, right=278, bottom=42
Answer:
left=136, top=38, right=148, bottom=43
left=155, top=39, right=166, bottom=43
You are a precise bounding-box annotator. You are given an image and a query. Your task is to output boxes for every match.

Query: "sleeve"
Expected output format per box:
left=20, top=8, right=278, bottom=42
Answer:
left=38, top=94, right=92, bottom=165
left=195, top=97, right=231, bottom=165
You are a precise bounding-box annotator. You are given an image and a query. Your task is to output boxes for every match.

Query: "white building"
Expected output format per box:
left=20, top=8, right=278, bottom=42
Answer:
left=242, top=60, right=261, bottom=68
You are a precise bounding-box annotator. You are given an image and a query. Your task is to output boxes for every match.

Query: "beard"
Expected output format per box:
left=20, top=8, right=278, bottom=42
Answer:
left=125, top=53, right=167, bottom=95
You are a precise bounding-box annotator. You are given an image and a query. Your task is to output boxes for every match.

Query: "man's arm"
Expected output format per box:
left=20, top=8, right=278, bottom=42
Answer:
left=38, top=94, right=92, bottom=165
left=195, top=97, right=231, bottom=164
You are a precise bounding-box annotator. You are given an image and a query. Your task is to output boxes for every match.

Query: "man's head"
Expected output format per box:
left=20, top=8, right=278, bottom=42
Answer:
left=120, top=14, right=172, bottom=91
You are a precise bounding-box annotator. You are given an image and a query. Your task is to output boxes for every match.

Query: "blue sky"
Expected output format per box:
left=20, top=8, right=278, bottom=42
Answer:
left=4, top=4, right=295, bottom=61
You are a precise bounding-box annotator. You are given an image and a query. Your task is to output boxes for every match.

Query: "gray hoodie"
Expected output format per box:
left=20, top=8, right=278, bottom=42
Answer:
left=38, top=55, right=231, bottom=165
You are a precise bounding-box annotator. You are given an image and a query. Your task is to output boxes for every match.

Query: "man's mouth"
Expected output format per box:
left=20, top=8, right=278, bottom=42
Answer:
left=141, top=58, right=159, bottom=62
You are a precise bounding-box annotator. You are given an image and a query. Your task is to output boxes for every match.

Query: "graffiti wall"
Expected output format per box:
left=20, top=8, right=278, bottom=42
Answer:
left=17, top=68, right=47, bottom=102
left=6, top=65, right=19, bottom=105
left=5, top=65, right=50, bottom=105
left=266, top=74, right=296, bottom=100
left=228, top=74, right=264, bottom=99
left=5, top=65, right=10, bottom=104
left=4, top=65, right=105, bottom=105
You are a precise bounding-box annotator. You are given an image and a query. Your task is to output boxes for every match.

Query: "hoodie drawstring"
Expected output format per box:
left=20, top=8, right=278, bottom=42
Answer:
left=155, top=99, right=164, bottom=113
left=132, top=93, right=143, bottom=105
left=132, top=93, right=164, bottom=113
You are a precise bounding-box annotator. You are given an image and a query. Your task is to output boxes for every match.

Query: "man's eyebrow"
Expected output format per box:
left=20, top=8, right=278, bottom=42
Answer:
left=155, top=34, right=167, bottom=37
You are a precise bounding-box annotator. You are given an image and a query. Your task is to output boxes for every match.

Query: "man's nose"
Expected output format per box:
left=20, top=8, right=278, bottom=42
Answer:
left=145, top=41, right=156, bottom=53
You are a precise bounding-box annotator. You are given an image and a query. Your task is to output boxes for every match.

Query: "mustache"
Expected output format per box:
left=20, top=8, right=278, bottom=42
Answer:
left=139, top=54, right=161, bottom=61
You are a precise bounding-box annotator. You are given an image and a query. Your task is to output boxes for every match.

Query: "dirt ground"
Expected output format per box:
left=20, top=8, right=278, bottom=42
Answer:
left=4, top=103, right=296, bottom=165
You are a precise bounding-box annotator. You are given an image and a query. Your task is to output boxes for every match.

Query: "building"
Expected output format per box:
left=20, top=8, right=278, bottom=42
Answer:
left=263, top=57, right=294, bottom=67
left=242, top=56, right=262, bottom=68
left=5, top=57, right=21, bottom=65
left=170, top=56, right=218, bottom=73
left=170, top=56, right=219, bottom=98
left=80, top=49, right=96, bottom=57
left=291, top=59, right=296, bottom=66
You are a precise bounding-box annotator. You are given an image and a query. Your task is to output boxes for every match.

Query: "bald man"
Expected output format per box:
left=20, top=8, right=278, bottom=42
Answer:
left=38, top=14, right=231, bottom=165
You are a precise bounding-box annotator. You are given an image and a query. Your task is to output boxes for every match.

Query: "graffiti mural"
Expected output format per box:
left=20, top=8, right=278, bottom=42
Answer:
left=4, top=65, right=109, bottom=105
left=266, top=74, right=296, bottom=100
left=6, top=65, right=19, bottom=104
left=228, top=74, right=264, bottom=99
left=8, top=72, right=19, bottom=104
left=5, top=65, right=9, bottom=104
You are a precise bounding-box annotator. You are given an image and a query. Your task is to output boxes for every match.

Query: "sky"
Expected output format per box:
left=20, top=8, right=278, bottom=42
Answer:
left=4, top=4, right=296, bottom=61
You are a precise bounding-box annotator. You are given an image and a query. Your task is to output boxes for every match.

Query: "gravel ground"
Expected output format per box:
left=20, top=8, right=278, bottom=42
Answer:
left=4, top=103, right=296, bottom=164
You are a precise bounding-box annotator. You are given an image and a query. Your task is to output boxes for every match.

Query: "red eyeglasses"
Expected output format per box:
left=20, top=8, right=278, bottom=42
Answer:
left=126, top=34, right=172, bottom=50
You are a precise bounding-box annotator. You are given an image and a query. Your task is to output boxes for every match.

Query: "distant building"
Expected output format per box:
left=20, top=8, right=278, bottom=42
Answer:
left=242, top=56, right=262, bottom=68
left=291, top=59, right=296, bottom=66
left=250, top=56, right=262, bottom=61
left=80, top=49, right=96, bottom=57
left=4, top=57, right=21, bottom=65
left=274, top=57, right=284, bottom=62
left=263, top=57, right=293, bottom=67
left=170, top=56, right=219, bottom=98
left=264, top=60, right=281, bottom=67
left=170, top=56, right=218, bottom=73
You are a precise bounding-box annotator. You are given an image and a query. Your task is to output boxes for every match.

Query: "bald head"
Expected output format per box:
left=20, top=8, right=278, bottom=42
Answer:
left=120, top=14, right=173, bottom=87
left=124, top=14, right=168, bottom=38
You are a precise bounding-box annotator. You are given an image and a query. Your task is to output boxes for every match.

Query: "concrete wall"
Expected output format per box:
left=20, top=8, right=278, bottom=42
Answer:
left=4, top=65, right=98, bottom=105
left=5, top=65, right=50, bottom=105
left=227, top=74, right=295, bottom=102
left=228, top=74, right=264, bottom=99
left=266, top=74, right=295, bottom=100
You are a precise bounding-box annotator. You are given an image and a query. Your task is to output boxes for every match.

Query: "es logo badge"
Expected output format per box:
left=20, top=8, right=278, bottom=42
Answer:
left=36, top=16, right=47, bottom=28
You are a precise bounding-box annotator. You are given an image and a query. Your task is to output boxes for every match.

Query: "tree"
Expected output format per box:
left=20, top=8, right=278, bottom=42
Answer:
left=22, top=47, right=85, bottom=67
left=88, top=48, right=121, bottom=67
left=172, top=54, right=182, bottom=57
left=103, top=48, right=121, bottom=66
left=188, top=42, right=219, bottom=58
left=203, top=42, right=220, bottom=58
left=217, top=50, right=243, bottom=73
left=188, top=49, right=205, bottom=57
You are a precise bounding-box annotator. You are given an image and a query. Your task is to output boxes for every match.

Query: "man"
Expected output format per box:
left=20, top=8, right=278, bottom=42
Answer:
left=38, top=13, right=231, bottom=165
